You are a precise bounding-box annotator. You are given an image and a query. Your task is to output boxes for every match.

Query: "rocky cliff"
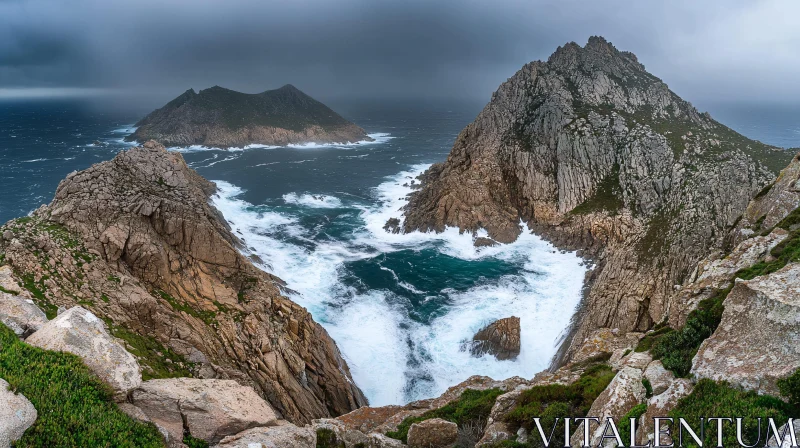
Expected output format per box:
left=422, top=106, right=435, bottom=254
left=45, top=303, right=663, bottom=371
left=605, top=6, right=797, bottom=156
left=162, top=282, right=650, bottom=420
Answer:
left=0, top=141, right=367, bottom=424
left=127, top=85, right=371, bottom=148
left=401, top=36, right=792, bottom=363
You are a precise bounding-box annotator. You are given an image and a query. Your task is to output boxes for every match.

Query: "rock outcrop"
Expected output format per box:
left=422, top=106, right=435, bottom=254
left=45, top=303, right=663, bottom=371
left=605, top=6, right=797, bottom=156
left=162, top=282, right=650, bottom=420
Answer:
left=469, top=316, right=521, bottom=360
left=0, top=293, right=47, bottom=338
left=130, top=378, right=278, bottom=444
left=691, top=263, right=800, bottom=396
left=635, top=379, right=694, bottom=446
left=400, top=36, right=791, bottom=364
left=0, top=379, right=37, bottom=448
left=26, top=306, right=142, bottom=392
left=0, top=141, right=366, bottom=424
left=127, top=85, right=371, bottom=148
left=407, top=418, right=458, bottom=448
left=213, top=424, right=317, bottom=448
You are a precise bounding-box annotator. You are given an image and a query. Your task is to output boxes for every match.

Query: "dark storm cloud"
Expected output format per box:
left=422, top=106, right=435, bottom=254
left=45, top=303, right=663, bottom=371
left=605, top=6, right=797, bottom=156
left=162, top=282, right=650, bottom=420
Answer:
left=1, top=0, right=799, bottom=104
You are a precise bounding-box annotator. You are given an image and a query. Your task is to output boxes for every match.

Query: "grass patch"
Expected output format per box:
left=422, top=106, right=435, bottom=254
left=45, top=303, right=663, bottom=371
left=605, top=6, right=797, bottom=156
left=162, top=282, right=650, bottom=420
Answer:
left=634, top=325, right=673, bottom=353
left=736, top=228, right=800, bottom=280
left=649, top=287, right=729, bottom=377
left=570, top=164, right=624, bottom=216
left=0, top=322, right=165, bottom=447
left=386, top=388, right=504, bottom=443
left=669, top=379, right=795, bottom=448
left=156, top=289, right=216, bottom=325
left=106, top=323, right=193, bottom=380
left=501, top=364, right=616, bottom=447
left=19, top=273, right=57, bottom=319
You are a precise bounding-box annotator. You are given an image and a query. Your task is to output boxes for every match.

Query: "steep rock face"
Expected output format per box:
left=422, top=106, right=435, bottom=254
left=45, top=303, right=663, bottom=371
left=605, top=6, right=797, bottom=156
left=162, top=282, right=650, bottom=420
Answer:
left=691, top=263, right=800, bottom=396
left=0, top=141, right=366, bottom=424
left=127, top=85, right=371, bottom=148
left=402, top=36, right=788, bottom=361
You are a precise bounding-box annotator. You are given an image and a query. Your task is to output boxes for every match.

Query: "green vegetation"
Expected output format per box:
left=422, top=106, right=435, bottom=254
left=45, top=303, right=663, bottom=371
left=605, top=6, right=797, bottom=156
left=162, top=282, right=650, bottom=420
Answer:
left=105, top=322, right=193, bottom=380
left=501, top=364, right=615, bottom=447
left=777, top=367, right=800, bottom=406
left=20, top=273, right=57, bottom=319
left=386, top=388, right=504, bottom=443
left=642, top=378, right=653, bottom=398
left=0, top=323, right=164, bottom=447
left=648, top=287, right=729, bottom=377
left=570, top=165, right=624, bottom=216
left=669, top=379, right=795, bottom=448
left=736, top=229, right=800, bottom=280
left=316, top=428, right=345, bottom=448
left=634, top=324, right=672, bottom=353
left=0, top=284, right=20, bottom=295
left=182, top=434, right=209, bottom=448
left=156, top=289, right=217, bottom=325
left=617, top=403, right=647, bottom=445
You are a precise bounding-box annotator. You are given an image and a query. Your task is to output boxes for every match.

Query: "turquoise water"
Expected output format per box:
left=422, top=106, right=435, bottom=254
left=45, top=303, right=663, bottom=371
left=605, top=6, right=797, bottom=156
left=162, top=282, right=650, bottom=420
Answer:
left=1, top=98, right=798, bottom=405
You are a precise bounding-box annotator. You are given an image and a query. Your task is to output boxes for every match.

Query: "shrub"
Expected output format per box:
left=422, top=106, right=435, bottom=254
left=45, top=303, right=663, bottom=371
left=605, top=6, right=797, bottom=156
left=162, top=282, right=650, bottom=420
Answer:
left=183, top=434, right=209, bottom=448
left=650, top=287, right=728, bottom=377
left=0, top=323, right=165, bottom=447
left=777, top=368, right=800, bottom=406
left=503, top=364, right=615, bottom=447
left=617, top=403, right=647, bottom=446
left=736, top=229, right=800, bottom=280
left=642, top=378, right=653, bottom=398
left=316, top=428, right=345, bottom=448
left=669, top=379, right=794, bottom=448
left=386, top=387, right=503, bottom=443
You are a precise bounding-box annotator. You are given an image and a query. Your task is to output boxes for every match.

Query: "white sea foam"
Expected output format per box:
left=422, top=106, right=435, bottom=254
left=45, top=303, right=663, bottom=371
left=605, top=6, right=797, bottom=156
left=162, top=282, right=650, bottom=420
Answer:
left=283, top=193, right=343, bottom=208
left=167, top=133, right=393, bottom=153
left=210, top=163, right=586, bottom=406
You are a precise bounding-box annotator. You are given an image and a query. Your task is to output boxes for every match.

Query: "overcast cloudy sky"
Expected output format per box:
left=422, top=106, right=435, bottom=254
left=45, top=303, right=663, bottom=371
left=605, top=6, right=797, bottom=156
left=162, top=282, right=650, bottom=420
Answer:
left=1, top=0, right=798, bottom=105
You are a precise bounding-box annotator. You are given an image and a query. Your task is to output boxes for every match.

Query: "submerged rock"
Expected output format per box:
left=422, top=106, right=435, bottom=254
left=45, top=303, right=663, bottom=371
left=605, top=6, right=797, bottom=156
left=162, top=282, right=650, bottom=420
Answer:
left=470, top=316, right=521, bottom=360
left=26, top=306, right=142, bottom=392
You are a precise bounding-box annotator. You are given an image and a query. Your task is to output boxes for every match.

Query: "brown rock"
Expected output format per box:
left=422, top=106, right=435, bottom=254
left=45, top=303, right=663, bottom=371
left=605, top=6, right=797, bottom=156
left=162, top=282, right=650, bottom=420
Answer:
left=470, top=316, right=521, bottom=360
left=131, top=378, right=278, bottom=444
left=407, top=418, right=458, bottom=448
left=213, top=424, right=316, bottom=448
left=0, top=142, right=367, bottom=424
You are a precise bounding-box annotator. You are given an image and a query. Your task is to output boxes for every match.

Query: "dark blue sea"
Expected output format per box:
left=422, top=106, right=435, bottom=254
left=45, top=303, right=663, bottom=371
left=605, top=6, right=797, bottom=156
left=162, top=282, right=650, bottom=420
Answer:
left=1, top=98, right=798, bottom=405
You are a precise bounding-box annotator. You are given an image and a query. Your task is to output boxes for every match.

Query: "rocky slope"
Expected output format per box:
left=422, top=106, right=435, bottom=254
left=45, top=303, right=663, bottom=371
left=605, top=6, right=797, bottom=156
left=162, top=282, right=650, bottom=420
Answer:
left=400, top=36, right=792, bottom=363
left=127, top=85, right=371, bottom=148
left=0, top=141, right=366, bottom=425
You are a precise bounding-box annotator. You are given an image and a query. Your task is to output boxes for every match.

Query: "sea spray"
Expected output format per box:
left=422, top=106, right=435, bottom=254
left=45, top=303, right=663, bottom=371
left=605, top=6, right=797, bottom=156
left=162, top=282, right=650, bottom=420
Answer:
left=210, top=164, right=586, bottom=405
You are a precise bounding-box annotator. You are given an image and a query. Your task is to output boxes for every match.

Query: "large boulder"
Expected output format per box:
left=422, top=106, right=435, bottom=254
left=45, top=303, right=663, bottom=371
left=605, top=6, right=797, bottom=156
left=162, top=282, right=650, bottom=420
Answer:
left=570, top=367, right=647, bottom=447
left=131, top=378, right=278, bottom=444
left=692, top=263, right=800, bottom=396
left=767, top=419, right=800, bottom=448
left=0, top=379, right=37, bottom=448
left=407, top=418, right=458, bottom=448
left=470, top=316, right=521, bottom=360
left=313, top=419, right=404, bottom=448
left=0, top=293, right=47, bottom=337
left=213, top=424, right=316, bottom=448
left=25, top=306, right=141, bottom=392
left=643, top=360, right=674, bottom=396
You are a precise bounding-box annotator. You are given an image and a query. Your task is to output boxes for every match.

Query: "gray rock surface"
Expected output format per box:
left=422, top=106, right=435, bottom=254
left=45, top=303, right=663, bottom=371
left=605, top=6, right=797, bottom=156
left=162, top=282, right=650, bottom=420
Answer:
left=643, top=360, right=674, bottom=396
left=131, top=378, right=278, bottom=444
left=571, top=367, right=647, bottom=447
left=26, top=306, right=142, bottom=392
left=636, top=379, right=693, bottom=446
left=400, top=36, right=787, bottom=363
left=692, top=263, right=800, bottom=396
left=0, top=293, right=47, bottom=337
left=0, top=378, right=37, bottom=448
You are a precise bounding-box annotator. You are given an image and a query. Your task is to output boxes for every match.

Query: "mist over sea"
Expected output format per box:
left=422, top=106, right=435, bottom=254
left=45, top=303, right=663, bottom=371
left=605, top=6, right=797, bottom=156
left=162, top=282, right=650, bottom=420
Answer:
left=1, top=98, right=798, bottom=405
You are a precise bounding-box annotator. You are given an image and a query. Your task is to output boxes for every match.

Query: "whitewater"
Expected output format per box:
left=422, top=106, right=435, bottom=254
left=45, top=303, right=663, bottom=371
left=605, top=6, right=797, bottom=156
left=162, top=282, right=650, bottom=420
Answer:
left=210, top=161, right=587, bottom=406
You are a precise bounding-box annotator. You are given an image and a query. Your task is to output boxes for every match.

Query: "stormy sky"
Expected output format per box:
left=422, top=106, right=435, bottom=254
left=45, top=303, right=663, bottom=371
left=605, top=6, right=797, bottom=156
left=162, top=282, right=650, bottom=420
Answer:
left=1, top=0, right=799, bottom=106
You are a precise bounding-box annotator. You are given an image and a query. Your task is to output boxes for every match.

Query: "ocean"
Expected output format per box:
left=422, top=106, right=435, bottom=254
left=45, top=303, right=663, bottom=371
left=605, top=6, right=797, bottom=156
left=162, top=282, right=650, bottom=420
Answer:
left=1, top=98, right=798, bottom=406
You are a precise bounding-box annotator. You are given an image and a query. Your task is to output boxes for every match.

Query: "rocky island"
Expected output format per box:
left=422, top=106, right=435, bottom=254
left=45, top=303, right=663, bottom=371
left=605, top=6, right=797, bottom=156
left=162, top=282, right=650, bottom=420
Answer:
left=125, top=84, right=372, bottom=148
left=2, top=37, right=800, bottom=448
